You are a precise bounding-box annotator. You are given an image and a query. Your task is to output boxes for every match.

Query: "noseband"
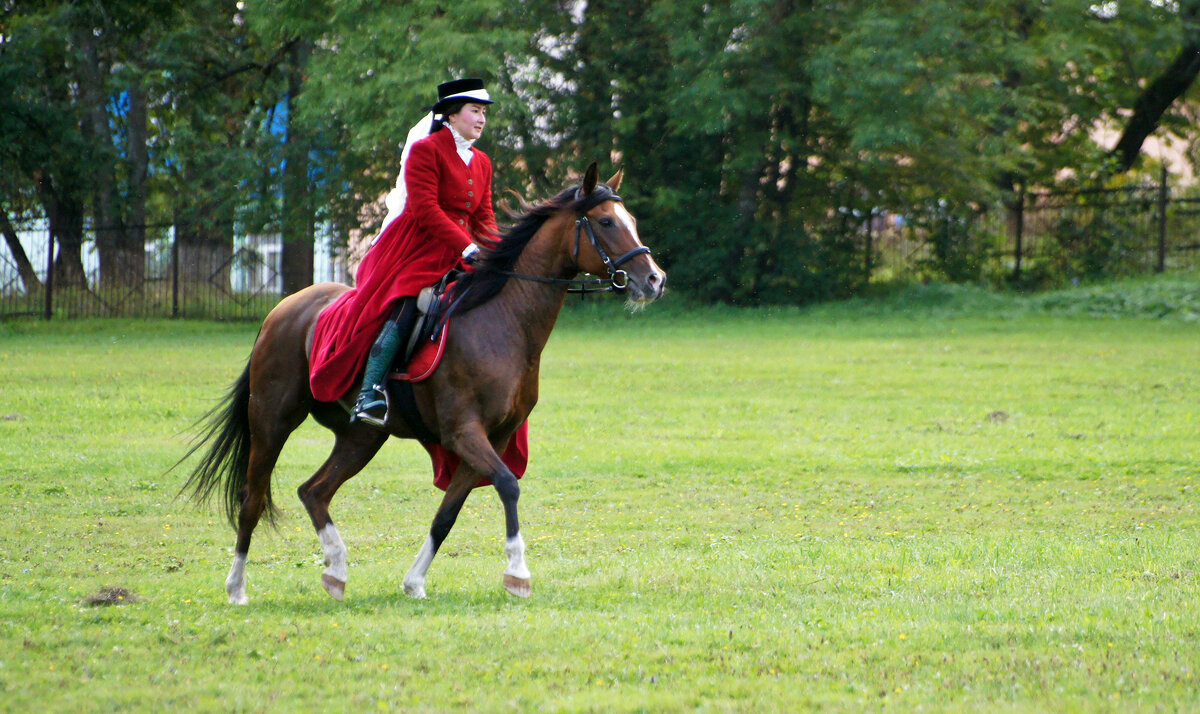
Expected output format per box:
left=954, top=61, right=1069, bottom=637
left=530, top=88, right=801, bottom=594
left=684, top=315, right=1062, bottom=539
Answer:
left=569, top=184, right=652, bottom=292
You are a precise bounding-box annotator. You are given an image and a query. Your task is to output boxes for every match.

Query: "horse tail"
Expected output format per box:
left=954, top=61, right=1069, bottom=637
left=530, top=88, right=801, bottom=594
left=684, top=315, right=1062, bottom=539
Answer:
left=176, top=360, right=276, bottom=528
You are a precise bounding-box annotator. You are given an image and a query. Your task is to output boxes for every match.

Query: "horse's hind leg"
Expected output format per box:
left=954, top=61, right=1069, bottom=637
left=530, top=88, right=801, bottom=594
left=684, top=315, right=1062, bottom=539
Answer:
left=297, top=427, right=388, bottom=601
left=226, top=410, right=307, bottom=604
left=227, top=336, right=312, bottom=604
left=403, top=464, right=481, bottom=598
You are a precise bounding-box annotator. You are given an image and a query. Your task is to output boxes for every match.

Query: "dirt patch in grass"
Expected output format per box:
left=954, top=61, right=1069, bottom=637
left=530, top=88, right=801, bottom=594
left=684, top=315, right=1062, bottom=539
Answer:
left=83, top=586, right=141, bottom=606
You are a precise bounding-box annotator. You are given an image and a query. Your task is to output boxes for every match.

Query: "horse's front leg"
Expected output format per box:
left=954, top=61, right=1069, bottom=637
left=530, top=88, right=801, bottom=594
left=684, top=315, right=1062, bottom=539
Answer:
left=297, top=428, right=388, bottom=601
left=493, top=466, right=530, bottom=598
left=405, top=425, right=530, bottom=598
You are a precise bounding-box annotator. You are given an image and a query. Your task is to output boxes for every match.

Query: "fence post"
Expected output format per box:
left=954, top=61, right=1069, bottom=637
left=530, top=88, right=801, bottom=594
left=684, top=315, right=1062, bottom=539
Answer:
left=864, top=208, right=874, bottom=277
left=1012, top=186, right=1025, bottom=284
left=171, top=225, right=180, bottom=318
left=1157, top=164, right=1168, bottom=273
left=43, top=229, right=54, bottom=320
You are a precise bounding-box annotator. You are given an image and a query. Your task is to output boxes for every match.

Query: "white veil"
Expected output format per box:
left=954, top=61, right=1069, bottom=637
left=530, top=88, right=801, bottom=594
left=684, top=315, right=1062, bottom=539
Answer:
left=374, top=111, right=437, bottom=243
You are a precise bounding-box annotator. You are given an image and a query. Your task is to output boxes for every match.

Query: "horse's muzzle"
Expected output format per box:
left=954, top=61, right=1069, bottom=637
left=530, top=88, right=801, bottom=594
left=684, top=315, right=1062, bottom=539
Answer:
left=628, top=265, right=667, bottom=302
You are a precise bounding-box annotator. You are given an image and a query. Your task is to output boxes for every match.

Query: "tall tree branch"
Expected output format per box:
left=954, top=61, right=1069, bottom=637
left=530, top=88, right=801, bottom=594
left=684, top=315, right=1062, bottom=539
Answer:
left=1112, top=43, right=1200, bottom=171
left=0, top=210, right=44, bottom=293
left=1112, top=4, right=1200, bottom=172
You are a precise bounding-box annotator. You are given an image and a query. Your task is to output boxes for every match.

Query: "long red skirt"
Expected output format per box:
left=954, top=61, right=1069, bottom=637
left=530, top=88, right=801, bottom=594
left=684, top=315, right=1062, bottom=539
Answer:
left=425, top=421, right=529, bottom=492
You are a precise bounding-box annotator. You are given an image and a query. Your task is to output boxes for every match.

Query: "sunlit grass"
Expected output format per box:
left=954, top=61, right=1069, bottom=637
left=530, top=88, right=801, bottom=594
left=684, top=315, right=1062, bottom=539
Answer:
left=1, top=279, right=1197, bottom=711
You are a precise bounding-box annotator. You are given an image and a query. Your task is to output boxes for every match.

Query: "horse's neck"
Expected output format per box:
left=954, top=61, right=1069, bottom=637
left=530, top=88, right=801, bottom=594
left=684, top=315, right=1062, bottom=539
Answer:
left=489, top=214, right=576, bottom=355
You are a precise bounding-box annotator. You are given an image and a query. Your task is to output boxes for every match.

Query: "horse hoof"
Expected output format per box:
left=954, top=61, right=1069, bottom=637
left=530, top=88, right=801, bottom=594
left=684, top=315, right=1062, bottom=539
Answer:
left=322, top=573, right=346, bottom=601
left=504, top=574, right=531, bottom=598
left=226, top=582, right=249, bottom=605
left=404, top=580, right=426, bottom=599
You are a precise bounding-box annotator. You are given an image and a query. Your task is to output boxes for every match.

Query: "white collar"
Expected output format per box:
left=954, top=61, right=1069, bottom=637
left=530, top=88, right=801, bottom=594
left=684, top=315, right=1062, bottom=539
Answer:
left=445, top=124, right=475, bottom=165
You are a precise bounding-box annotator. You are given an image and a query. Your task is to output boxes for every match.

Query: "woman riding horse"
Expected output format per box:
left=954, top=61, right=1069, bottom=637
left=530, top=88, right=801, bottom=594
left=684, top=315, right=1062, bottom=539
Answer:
left=308, top=77, right=528, bottom=487
left=182, top=161, right=664, bottom=604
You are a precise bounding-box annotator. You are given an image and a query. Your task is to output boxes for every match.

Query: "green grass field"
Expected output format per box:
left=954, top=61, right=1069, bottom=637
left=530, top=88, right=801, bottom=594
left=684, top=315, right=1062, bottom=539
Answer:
left=1, top=276, right=1197, bottom=712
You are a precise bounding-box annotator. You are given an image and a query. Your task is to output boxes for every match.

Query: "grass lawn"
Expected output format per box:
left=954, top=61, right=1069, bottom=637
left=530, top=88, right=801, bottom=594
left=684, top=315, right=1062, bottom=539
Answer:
left=0, top=276, right=1197, bottom=711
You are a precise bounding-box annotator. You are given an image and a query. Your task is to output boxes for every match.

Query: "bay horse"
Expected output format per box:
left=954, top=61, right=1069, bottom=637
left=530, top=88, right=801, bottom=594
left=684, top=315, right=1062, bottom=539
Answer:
left=180, top=163, right=665, bottom=604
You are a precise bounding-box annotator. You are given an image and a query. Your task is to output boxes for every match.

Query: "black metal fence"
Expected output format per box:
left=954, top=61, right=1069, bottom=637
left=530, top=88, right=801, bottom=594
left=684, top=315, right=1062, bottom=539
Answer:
left=1, top=222, right=348, bottom=320
left=1014, top=183, right=1200, bottom=282
left=3, top=177, right=1198, bottom=319
left=865, top=173, right=1200, bottom=286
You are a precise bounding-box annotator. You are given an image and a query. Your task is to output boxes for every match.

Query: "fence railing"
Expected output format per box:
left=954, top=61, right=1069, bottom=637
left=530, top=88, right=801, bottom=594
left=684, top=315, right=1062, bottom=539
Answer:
left=4, top=176, right=1197, bottom=319
left=1, top=222, right=348, bottom=320
left=864, top=173, right=1199, bottom=286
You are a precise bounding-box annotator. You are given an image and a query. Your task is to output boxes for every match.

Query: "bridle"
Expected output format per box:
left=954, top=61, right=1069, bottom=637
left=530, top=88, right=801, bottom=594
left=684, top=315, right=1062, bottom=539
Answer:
left=504, top=184, right=652, bottom=294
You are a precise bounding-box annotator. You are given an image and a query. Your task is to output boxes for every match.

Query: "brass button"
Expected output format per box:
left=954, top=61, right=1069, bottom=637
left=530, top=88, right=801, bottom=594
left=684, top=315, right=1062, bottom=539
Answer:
left=468, top=191, right=474, bottom=197
left=458, top=219, right=465, bottom=225
left=467, top=179, right=473, bottom=185
left=466, top=202, right=471, bottom=207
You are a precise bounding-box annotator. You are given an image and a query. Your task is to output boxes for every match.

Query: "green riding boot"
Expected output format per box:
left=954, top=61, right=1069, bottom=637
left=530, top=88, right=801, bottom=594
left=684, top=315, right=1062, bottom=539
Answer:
left=350, top=300, right=416, bottom=427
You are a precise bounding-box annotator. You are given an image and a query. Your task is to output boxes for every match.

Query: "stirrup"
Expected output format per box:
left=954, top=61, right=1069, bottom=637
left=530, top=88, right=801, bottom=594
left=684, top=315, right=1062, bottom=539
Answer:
left=349, top=386, right=389, bottom=427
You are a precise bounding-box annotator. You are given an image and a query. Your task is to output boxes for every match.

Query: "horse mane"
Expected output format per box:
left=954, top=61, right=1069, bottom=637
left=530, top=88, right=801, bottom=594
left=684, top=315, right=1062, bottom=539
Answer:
left=451, top=185, right=582, bottom=314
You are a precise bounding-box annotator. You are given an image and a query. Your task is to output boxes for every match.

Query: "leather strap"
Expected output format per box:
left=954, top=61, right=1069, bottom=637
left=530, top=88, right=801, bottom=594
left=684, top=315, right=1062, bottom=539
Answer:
left=388, top=380, right=440, bottom=444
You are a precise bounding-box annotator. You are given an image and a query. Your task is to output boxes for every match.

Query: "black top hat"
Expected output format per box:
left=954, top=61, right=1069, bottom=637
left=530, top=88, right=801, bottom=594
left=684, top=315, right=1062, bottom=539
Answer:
left=433, top=78, right=493, bottom=115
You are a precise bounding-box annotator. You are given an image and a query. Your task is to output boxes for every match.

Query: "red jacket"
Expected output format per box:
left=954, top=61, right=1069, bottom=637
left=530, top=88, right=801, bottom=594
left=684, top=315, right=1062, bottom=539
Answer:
left=309, top=128, right=497, bottom=403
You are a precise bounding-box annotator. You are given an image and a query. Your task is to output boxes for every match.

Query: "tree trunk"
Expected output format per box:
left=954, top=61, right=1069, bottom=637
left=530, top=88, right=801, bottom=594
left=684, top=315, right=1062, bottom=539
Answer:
left=77, top=28, right=133, bottom=292
left=575, top=0, right=618, bottom=159
left=38, top=175, right=88, bottom=289
left=123, top=77, right=150, bottom=285
left=0, top=211, right=44, bottom=294
left=174, top=205, right=233, bottom=291
left=280, top=39, right=314, bottom=296
left=1112, top=4, right=1200, bottom=172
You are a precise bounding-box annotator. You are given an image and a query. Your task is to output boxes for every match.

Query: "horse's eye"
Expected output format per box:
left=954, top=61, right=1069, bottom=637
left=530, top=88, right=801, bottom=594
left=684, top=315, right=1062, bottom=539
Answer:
left=599, top=217, right=614, bottom=228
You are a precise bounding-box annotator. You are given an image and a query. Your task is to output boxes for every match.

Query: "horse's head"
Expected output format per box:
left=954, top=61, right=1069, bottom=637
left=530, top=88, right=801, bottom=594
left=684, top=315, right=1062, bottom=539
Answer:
left=571, top=163, right=666, bottom=304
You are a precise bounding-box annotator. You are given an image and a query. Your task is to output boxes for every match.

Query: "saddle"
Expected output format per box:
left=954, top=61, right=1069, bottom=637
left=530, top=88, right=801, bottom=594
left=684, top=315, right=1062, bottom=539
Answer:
left=380, top=269, right=463, bottom=443
left=399, top=268, right=460, bottom=373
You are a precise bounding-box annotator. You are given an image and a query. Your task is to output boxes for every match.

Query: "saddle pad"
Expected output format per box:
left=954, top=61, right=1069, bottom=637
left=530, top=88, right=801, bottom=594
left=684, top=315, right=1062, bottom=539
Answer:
left=390, top=318, right=449, bottom=383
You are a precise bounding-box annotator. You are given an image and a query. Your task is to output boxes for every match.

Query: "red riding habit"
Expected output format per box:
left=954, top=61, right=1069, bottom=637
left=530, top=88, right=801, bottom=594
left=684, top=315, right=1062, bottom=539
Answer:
left=309, top=128, right=496, bottom=403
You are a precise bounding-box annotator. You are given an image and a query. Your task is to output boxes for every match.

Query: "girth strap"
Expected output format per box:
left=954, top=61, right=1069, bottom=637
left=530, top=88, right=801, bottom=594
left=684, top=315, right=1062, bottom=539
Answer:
left=387, top=379, right=440, bottom=444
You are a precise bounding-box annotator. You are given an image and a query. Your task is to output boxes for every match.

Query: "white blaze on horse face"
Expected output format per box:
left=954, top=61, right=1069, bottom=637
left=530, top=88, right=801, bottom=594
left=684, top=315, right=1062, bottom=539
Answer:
left=404, top=535, right=436, bottom=599
left=612, top=203, right=642, bottom=246
left=318, top=523, right=348, bottom=584
left=611, top=203, right=664, bottom=301
left=226, top=553, right=248, bottom=605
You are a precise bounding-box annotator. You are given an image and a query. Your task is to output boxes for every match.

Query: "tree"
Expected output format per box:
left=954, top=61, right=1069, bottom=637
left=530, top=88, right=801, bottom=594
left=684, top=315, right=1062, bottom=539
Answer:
left=1111, top=0, right=1200, bottom=172
left=292, top=0, right=535, bottom=230
left=242, top=1, right=327, bottom=295
left=0, top=4, right=92, bottom=289
left=9, top=0, right=1192, bottom=313
left=0, top=210, right=42, bottom=295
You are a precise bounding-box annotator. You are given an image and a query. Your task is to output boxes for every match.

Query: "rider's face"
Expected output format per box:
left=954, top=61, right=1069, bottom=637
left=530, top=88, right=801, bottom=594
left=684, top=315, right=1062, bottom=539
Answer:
left=447, top=103, right=488, bottom=141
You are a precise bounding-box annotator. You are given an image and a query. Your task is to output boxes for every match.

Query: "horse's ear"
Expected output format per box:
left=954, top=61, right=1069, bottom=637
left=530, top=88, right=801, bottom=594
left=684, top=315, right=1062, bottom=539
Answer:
left=605, top=166, right=624, bottom=192
left=581, top=162, right=598, bottom=196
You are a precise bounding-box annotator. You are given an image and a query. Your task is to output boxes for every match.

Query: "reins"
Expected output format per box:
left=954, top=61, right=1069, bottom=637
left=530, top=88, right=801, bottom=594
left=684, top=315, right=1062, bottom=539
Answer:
left=501, top=184, right=651, bottom=294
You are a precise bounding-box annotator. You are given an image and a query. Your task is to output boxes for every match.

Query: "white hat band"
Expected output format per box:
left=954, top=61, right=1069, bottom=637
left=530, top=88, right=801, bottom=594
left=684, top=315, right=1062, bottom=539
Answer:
left=441, top=88, right=491, bottom=104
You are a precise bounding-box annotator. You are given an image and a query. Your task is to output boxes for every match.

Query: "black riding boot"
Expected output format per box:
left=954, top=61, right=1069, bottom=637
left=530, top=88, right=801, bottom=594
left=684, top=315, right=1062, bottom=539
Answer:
left=350, top=299, right=418, bottom=427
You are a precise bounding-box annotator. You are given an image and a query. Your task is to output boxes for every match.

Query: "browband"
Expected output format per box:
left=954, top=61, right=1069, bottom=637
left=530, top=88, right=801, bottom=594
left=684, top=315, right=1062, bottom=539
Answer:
left=573, top=183, right=622, bottom=212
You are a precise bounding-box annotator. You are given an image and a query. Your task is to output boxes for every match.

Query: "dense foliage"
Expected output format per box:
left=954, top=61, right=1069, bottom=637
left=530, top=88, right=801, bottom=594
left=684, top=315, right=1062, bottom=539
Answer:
left=3, top=0, right=1199, bottom=303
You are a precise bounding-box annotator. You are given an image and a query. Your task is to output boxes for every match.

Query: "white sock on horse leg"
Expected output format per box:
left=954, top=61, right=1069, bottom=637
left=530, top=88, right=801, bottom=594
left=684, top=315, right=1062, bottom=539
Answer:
left=226, top=552, right=249, bottom=605
left=404, top=535, right=436, bottom=598
left=318, top=523, right=348, bottom=583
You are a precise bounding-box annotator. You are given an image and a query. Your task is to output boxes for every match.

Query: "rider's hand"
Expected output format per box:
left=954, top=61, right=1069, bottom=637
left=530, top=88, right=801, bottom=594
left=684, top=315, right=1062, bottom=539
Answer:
left=461, top=243, right=481, bottom=265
